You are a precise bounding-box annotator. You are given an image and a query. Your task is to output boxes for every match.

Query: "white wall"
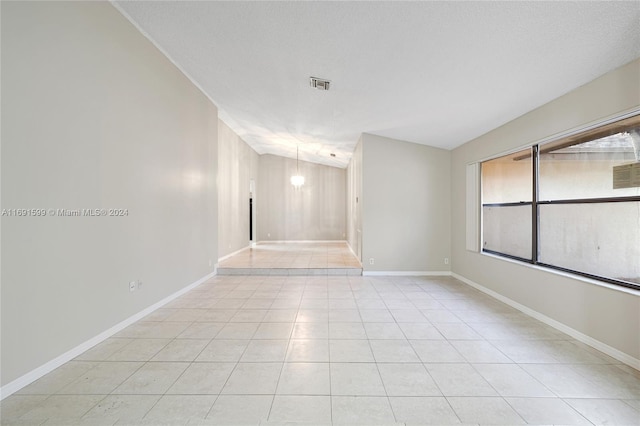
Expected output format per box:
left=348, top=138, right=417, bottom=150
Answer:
left=346, top=137, right=363, bottom=259
left=257, top=154, right=346, bottom=241
left=218, top=120, right=259, bottom=258
left=361, top=134, right=451, bottom=273
left=1, top=2, right=218, bottom=387
left=451, top=59, right=640, bottom=363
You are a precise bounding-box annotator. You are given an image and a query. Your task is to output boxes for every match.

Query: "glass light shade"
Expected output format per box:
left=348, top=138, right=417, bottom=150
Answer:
left=290, top=174, right=305, bottom=188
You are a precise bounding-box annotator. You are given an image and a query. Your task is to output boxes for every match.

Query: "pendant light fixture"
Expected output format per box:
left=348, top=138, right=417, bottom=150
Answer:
left=290, top=145, right=305, bottom=188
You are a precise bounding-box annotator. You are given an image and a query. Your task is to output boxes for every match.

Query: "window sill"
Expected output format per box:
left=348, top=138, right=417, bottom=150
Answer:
left=481, top=251, right=640, bottom=297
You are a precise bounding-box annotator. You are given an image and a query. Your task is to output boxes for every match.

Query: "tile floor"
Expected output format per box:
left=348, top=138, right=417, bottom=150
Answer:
left=2, top=275, right=639, bottom=425
left=217, top=242, right=362, bottom=275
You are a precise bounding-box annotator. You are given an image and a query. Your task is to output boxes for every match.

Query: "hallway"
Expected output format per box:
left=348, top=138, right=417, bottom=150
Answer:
left=217, top=242, right=362, bottom=276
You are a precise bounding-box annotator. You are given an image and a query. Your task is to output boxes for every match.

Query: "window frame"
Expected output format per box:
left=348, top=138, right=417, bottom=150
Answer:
left=480, top=113, right=640, bottom=292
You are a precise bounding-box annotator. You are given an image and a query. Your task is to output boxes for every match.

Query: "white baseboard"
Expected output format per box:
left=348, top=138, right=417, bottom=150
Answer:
left=363, top=271, right=452, bottom=277
left=256, top=240, right=348, bottom=244
left=0, top=270, right=217, bottom=400
left=451, top=272, right=640, bottom=371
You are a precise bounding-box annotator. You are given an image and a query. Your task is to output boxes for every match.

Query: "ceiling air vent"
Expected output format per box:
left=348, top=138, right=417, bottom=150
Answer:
left=310, top=77, right=330, bottom=91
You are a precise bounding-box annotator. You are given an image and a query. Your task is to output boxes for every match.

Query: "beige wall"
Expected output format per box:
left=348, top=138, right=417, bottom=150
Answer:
left=257, top=154, right=346, bottom=241
left=1, top=2, right=218, bottom=386
left=361, top=134, right=451, bottom=273
left=451, top=59, right=640, bottom=362
left=218, top=120, right=259, bottom=259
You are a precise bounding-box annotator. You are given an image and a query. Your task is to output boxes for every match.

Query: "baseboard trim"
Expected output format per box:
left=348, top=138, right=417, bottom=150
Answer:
left=0, top=270, right=217, bottom=400
left=451, top=272, right=640, bottom=371
left=256, top=240, right=348, bottom=244
left=363, top=271, right=452, bottom=277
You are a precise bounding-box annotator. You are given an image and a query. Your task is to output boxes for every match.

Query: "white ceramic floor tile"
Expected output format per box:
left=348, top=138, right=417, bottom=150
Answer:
left=420, top=309, right=463, bottom=323
left=410, top=340, right=466, bottom=363
left=390, top=396, right=460, bottom=424
left=240, top=339, right=288, bottom=362
left=177, top=322, right=224, bottom=339
left=164, top=309, right=207, bottom=322
left=151, top=339, right=210, bottom=362
left=82, top=395, right=160, bottom=424
left=363, top=323, right=405, bottom=339
left=286, top=339, right=330, bottom=362
left=434, top=323, right=483, bottom=340
left=564, top=398, right=640, bottom=425
left=329, top=340, right=375, bottom=362
left=107, top=339, right=171, bottom=362
left=276, top=363, right=330, bottom=395
left=253, top=322, right=294, bottom=339
left=263, top=310, right=298, bottom=323
left=331, top=396, right=395, bottom=425
left=377, top=363, right=441, bottom=396
left=197, top=310, right=237, bottom=323
left=425, top=364, right=498, bottom=396
left=359, top=309, right=395, bottom=323
left=10, top=272, right=640, bottom=426
left=505, top=397, right=591, bottom=425
left=369, top=340, right=420, bottom=362
left=447, top=396, right=526, bottom=424
left=330, top=363, right=386, bottom=396
left=328, top=309, right=361, bottom=322
left=17, top=361, right=97, bottom=395
left=570, top=363, right=640, bottom=399
left=140, top=322, right=191, bottom=339
left=473, top=363, right=554, bottom=397
left=215, top=323, right=259, bottom=339
left=18, top=395, right=104, bottom=422
left=329, top=322, right=367, bottom=339
left=398, top=323, right=444, bottom=340
left=0, top=395, right=49, bottom=422
left=230, top=310, right=268, bottom=323
left=167, top=363, right=235, bottom=394
left=221, top=363, right=283, bottom=395
left=292, top=322, right=329, bottom=339
left=520, top=363, right=609, bottom=398
left=449, top=340, right=512, bottom=363
left=196, top=340, right=248, bottom=362
left=75, top=339, right=132, bottom=361
left=208, top=389, right=272, bottom=421
left=268, top=395, right=332, bottom=423
left=625, top=399, right=640, bottom=411
left=112, top=362, right=188, bottom=395
left=143, top=395, right=215, bottom=423
left=60, top=362, right=143, bottom=394
left=296, top=309, right=329, bottom=323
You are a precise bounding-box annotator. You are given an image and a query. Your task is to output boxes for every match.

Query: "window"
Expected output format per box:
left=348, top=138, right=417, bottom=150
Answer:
left=481, top=114, right=640, bottom=291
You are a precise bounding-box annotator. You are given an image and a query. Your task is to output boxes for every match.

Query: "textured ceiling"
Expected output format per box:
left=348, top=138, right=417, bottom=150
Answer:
left=114, top=1, right=640, bottom=168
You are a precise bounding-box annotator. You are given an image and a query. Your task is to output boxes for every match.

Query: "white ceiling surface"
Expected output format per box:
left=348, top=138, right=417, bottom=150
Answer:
left=115, top=1, right=640, bottom=168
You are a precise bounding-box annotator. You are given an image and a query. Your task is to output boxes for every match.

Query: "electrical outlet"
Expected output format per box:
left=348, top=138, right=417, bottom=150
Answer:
left=129, top=281, right=136, bottom=292
left=137, top=280, right=143, bottom=290
left=369, top=258, right=374, bottom=265
left=444, top=258, right=449, bottom=265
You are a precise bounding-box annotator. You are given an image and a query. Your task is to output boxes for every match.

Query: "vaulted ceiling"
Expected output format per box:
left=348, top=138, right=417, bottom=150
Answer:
left=114, top=1, right=640, bottom=168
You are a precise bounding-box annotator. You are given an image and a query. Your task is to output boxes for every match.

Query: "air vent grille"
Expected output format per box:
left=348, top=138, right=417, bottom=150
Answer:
left=309, top=77, right=330, bottom=91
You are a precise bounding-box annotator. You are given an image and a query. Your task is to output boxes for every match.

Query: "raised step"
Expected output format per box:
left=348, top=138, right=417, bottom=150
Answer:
left=217, top=267, right=362, bottom=276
